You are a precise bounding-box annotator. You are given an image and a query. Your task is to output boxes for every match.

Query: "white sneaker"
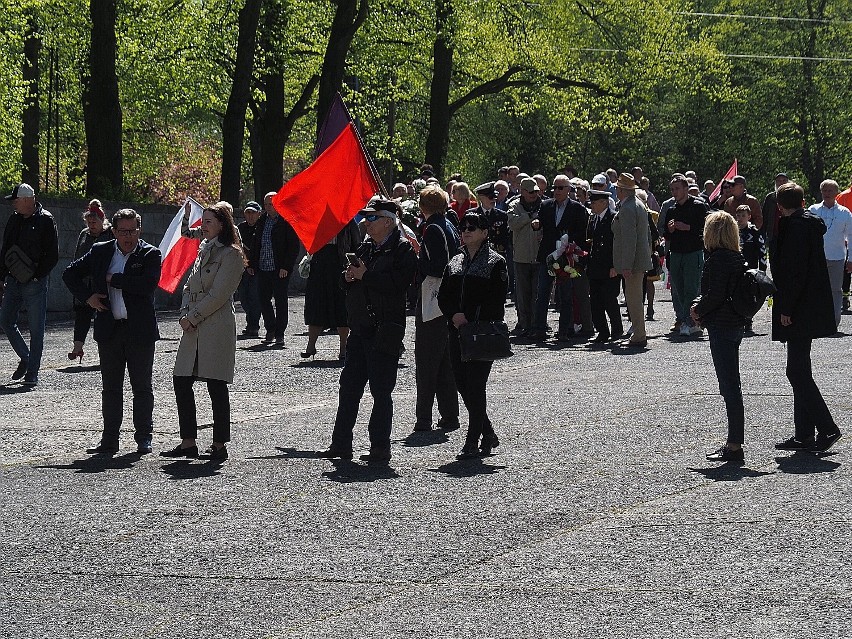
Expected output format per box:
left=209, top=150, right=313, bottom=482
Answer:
left=679, top=324, right=692, bottom=337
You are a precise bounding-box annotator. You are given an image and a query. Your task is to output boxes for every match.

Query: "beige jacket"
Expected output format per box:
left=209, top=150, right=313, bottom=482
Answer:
left=174, top=239, right=245, bottom=383
left=508, top=198, right=543, bottom=263
left=612, top=195, right=653, bottom=273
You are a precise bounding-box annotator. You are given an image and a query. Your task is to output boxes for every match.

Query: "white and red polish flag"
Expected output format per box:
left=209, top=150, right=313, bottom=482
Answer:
left=157, top=197, right=204, bottom=293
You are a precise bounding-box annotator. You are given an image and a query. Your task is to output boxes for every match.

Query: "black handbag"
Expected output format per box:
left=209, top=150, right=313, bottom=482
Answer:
left=4, top=245, right=35, bottom=284
left=458, top=318, right=512, bottom=362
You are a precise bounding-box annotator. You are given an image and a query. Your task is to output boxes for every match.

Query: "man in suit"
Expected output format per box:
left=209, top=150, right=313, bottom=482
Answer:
left=63, top=209, right=162, bottom=455
left=532, top=175, right=590, bottom=341
left=586, top=189, right=623, bottom=342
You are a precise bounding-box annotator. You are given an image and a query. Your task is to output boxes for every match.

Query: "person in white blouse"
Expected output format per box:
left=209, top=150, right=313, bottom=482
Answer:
left=808, top=179, right=852, bottom=328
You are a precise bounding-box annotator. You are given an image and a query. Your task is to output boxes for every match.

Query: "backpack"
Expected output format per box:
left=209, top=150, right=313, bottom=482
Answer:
left=728, top=268, right=776, bottom=318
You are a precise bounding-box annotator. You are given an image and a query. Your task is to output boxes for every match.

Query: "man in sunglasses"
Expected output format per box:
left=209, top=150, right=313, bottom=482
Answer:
left=317, top=197, right=416, bottom=465
left=64, top=209, right=162, bottom=455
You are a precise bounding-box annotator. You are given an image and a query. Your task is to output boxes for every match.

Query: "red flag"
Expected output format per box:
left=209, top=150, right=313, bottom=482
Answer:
left=158, top=198, right=204, bottom=293
left=709, top=159, right=738, bottom=203
left=272, top=122, right=379, bottom=253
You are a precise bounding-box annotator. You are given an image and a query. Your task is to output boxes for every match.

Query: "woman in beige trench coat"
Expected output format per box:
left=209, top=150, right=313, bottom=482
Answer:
left=160, top=202, right=246, bottom=461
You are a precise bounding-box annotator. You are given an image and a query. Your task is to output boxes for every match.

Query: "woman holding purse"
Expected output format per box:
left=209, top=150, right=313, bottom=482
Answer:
left=438, top=211, right=508, bottom=459
left=161, top=202, right=246, bottom=461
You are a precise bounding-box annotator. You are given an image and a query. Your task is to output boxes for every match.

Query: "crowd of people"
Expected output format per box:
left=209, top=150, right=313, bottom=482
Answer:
left=0, top=165, right=848, bottom=462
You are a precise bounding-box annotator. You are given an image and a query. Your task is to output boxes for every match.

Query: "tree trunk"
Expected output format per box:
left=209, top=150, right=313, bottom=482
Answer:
left=250, top=74, right=319, bottom=198
left=315, top=0, right=368, bottom=139
left=220, top=0, right=262, bottom=207
left=83, top=0, right=123, bottom=197
left=21, top=15, right=40, bottom=189
left=424, top=0, right=454, bottom=179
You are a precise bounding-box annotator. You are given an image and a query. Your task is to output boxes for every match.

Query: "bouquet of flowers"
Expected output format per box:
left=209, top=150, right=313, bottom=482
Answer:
left=546, top=233, right=587, bottom=280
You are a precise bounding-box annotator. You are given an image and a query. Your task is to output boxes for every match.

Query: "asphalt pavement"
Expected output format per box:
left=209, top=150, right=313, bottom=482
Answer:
left=1, top=288, right=850, bottom=638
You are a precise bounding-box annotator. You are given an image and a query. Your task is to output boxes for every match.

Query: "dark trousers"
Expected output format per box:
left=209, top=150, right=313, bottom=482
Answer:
left=786, top=338, right=837, bottom=441
left=415, top=309, right=459, bottom=428
left=448, top=327, right=496, bottom=445
left=589, top=276, right=623, bottom=338
left=238, top=271, right=261, bottom=332
left=96, top=323, right=155, bottom=445
left=73, top=304, right=95, bottom=343
left=173, top=375, right=231, bottom=442
left=707, top=326, right=745, bottom=445
left=258, top=269, right=290, bottom=337
left=331, top=332, right=399, bottom=451
left=534, top=263, right=573, bottom=335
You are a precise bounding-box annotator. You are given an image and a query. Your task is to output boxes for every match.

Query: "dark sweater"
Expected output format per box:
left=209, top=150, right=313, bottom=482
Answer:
left=664, top=196, right=708, bottom=254
left=692, top=248, right=748, bottom=328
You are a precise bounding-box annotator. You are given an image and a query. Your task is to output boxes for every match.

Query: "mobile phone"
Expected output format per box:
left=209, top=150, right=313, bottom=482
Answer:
left=345, top=252, right=360, bottom=267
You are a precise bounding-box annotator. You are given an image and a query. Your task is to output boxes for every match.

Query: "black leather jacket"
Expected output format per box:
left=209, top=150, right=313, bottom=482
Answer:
left=0, top=203, right=59, bottom=280
left=344, top=229, right=417, bottom=336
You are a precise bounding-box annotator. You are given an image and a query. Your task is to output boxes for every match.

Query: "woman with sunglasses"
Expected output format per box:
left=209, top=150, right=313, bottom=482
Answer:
left=162, top=202, right=246, bottom=461
left=438, top=211, right=508, bottom=458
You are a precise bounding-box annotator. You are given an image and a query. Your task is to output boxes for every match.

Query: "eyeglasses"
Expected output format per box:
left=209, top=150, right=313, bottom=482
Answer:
left=461, top=224, right=482, bottom=232
left=115, top=228, right=140, bottom=237
left=364, top=214, right=383, bottom=222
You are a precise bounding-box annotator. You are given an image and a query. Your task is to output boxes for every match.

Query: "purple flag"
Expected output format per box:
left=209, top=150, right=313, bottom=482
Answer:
left=315, top=93, right=351, bottom=158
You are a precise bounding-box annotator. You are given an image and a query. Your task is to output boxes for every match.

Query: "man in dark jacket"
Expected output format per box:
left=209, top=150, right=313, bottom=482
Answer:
left=317, top=197, right=416, bottom=464
left=63, top=209, right=162, bottom=454
left=249, top=192, right=300, bottom=345
left=0, top=183, right=59, bottom=386
left=413, top=185, right=460, bottom=433
left=664, top=175, right=709, bottom=336
left=533, top=175, right=590, bottom=341
left=586, top=190, right=623, bottom=342
left=237, top=201, right=262, bottom=336
left=771, top=182, right=842, bottom=453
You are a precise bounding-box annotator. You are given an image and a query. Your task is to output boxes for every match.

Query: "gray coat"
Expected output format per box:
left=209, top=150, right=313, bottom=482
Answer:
left=174, top=239, right=245, bottom=383
left=612, top=195, right=653, bottom=273
left=508, top=198, right=543, bottom=264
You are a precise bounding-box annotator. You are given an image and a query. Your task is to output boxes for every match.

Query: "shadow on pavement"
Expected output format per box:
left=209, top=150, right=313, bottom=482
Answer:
left=291, top=360, right=344, bottom=369
left=247, top=446, right=319, bottom=460
left=321, top=459, right=400, bottom=483
left=775, top=451, right=841, bottom=474
left=160, top=459, right=225, bottom=480
left=0, top=385, right=35, bottom=395
left=688, top=464, right=775, bottom=482
left=402, top=430, right=450, bottom=448
left=428, top=459, right=507, bottom=477
left=35, top=452, right=145, bottom=474
left=57, top=364, right=101, bottom=373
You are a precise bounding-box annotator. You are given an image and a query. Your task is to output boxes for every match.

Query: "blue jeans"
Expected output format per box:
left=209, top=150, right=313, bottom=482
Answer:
left=533, top=263, right=573, bottom=335
left=707, top=325, right=745, bottom=444
left=0, top=276, right=48, bottom=374
left=331, top=332, right=399, bottom=451
left=238, top=271, right=261, bottom=332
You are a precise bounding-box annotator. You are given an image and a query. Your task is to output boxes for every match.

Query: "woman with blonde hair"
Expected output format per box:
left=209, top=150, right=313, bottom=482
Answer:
left=690, top=211, right=748, bottom=462
left=450, top=182, right=476, bottom=221
left=162, top=201, right=246, bottom=461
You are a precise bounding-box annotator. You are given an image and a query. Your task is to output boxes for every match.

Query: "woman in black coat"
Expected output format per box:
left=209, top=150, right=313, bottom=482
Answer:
left=771, top=182, right=841, bottom=452
left=690, top=212, right=748, bottom=462
left=438, top=210, right=508, bottom=459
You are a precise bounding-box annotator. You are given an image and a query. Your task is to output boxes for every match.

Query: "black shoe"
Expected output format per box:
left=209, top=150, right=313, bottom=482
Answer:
left=242, top=329, right=259, bottom=337
left=775, top=436, right=815, bottom=451
left=413, top=423, right=433, bottom=432
left=480, top=432, right=500, bottom=456
left=263, top=332, right=274, bottom=343
left=706, top=446, right=744, bottom=463
left=646, top=308, right=655, bottom=321
left=315, top=448, right=353, bottom=460
left=527, top=330, right=547, bottom=342
left=87, top=442, right=119, bottom=455
left=300, top=346, right=317, bottom=358
left=203, top=445, right=228, bottom=461
left=11, top=359, right=27, bottom=381
left=609, top=331, right=624, bottom=341
left=359, top=449, right=391, bottom=464
left=22, top=372, right=38, bottom=386
left=555, top=332, right=576, bottom=342
left=437, top=418, right=460, bottom=431
left=509, top=326, right=526, bottom=336
left=592, top=333, right=610, bottom=343
left=626, top=338, right=648, bottom=348
left=159, top=444, right=199, bottom=458
left=811, top=430, right=842, bottom=452
left=457, top=445, right=480, bottom=459
left=136, top=437, right=153, bottom=454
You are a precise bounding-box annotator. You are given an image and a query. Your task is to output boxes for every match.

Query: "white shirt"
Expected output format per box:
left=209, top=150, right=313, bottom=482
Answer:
left=808, top=201, right=852, bottom=261
left=108, top=244, right=132, bottom=320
